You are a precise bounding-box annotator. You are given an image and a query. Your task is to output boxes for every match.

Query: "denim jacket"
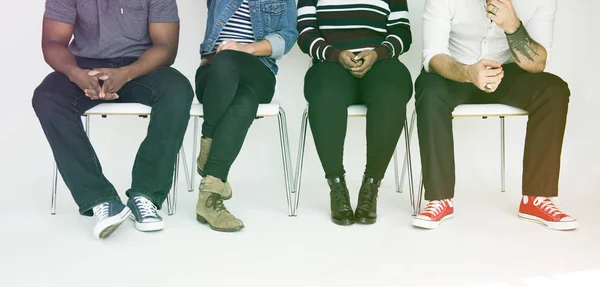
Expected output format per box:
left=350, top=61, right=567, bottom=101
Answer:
left=200, top=0, right=299, bottom=75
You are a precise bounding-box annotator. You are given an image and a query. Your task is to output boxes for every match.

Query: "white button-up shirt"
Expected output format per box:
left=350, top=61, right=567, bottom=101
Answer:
left=422, top=0, right=557, bottom=72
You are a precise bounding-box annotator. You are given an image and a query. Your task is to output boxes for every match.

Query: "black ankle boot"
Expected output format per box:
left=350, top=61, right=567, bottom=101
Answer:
left=355, top=176, right=380, bottom=224
left=327, top=176, right=354, bottom=226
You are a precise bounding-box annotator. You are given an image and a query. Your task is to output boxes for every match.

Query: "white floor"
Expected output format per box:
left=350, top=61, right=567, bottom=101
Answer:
left=2, top=174, right=600, bottom=287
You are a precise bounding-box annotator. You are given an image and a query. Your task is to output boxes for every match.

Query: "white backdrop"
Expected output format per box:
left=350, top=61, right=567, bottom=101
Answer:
left=0, top=0, right=598, bottom=212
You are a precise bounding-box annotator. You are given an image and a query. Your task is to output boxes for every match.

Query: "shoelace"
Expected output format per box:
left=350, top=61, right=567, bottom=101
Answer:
left=533, top=197, right=564, bottom=217
left=422, top=200, right=448, bottom=216
left=206, top=193, right=227, bottom=212
left=357, top=184, right=377, bottom=211
left=134, top=196, right=158, bottom=218
left=93, top=203, right=110, bottom=222
left=332, top=183, right=351, bottom=210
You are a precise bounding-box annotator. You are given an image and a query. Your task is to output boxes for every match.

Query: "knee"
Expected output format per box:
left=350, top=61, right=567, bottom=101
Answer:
left=305, top=86, right=348, bottom=109
left=414, top=73, right=451, bottom=112
left=154, top=68, right=194, bottom=108
left=304, top=63, right=349, bottom=102
left=209, top=50, right=243, bottom=76
left=543, top=73, right=570, bottom=102
left=32, top=84, right=57, bottom=120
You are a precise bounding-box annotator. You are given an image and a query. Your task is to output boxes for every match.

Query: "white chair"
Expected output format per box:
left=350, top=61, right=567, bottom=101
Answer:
left=401, top=104, right=529, bottom=215
left=50, top=103, right=188, bottom=216
left=293, top=104, right=416, bottom=216
left=187, top=99, right=295, bottom=216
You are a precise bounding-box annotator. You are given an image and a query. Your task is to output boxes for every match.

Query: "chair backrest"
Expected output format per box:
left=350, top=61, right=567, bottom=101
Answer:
left=452, top=104, right=528, bottom=118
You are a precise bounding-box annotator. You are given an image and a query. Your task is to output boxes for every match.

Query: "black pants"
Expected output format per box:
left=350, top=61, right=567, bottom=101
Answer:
left=33, top=57, right=194, bottom=216
left=415, top=64, right=570, bottom=200
left=304, top=60, right=413, bottom=180
left=195, top=50, right=275, bottom=181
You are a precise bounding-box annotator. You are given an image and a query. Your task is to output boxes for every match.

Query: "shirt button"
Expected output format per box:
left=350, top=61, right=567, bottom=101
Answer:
left=252, top=9, right=256, bottom=12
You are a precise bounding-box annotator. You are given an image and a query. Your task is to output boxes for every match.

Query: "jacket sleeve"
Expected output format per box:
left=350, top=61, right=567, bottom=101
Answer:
left=265, top=0, right=299, bottom=59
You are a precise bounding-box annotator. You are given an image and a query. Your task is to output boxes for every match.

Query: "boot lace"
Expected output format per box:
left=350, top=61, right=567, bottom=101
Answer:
left=357, top=183, right=377, bottom=211
left=206, top=193, right=227, bottom=212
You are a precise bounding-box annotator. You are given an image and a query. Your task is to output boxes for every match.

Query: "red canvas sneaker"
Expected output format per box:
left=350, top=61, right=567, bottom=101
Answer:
left=518, top=196, right=578, bottom=230
left=412, top=199, right=454, bottom=229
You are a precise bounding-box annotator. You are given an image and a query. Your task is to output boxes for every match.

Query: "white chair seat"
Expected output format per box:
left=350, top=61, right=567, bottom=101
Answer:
left=190, top=103, right=281, bottom=117
left=348, top=105, right=368, bottom=117
left=452, top=104, right=528, bottom=117
left=84, top=103, right=151, bottom=116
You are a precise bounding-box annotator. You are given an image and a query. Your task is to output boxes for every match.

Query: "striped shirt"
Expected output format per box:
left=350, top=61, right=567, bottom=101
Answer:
left=297, top=0, right=412, bottom=62
left=216, top=0, right=255, bottom=46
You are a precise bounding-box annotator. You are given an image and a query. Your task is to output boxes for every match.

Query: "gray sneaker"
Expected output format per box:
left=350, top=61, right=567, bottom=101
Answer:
left=127, top=196, right=164, bottom=232
left=92, top=202, right=131, bottom=239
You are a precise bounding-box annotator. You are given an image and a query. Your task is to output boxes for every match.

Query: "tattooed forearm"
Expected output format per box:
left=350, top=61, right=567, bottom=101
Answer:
left=506, top=22, right=540, bottom=63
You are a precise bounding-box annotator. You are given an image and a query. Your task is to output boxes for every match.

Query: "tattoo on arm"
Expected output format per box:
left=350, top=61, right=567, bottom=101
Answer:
left=506, top=22, right=540, bottom=63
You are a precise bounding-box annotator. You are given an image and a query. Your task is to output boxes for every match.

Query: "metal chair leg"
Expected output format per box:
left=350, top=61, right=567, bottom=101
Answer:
left=51, top=163, right=58, bottom=215
left=402, top=119, right=416, bottom=216
left=399, top=110, right=417, bottom=193
left=85, top=116, right=90, bottom=137
left=173, top=151, right=180, bottom=215
left=393, top=149, right=400, bottom=193
left=294, top=107, right=309, bottom=216
left=180, top=146, right=192, bottom=192
left=416, top=171, right=424, bottom=216
left=166, top=189, right=173, bottom=216
left=277, top=108, right=294, bottom=217
left=191, top=117, right=199, bottom=192
left=500, top=116, right=506, bottom=193
left=167, top=152, right=180, bottom=216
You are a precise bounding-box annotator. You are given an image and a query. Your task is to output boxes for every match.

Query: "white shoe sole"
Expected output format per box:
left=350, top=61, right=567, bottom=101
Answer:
left=412, top=214, right=454, bottom=229
left=129, top=214, right=165, bottom=232
left=518, top=213, right=578, bottom=231
left=93, top=207, right=132, bottom=239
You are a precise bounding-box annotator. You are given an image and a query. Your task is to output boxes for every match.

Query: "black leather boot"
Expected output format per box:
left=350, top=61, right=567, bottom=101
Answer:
left=327, top=176, right=354, bottom=226
left=355, top=176, right=380, bottom=224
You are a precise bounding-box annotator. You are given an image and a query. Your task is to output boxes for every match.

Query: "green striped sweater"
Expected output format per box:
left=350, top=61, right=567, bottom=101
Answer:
left=297, top=0, right=412, bottom=62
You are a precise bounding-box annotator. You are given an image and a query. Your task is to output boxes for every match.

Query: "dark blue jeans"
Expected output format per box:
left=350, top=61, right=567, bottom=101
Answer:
left=33, top=57, right=194, bottom=216
left=195, top=50, right=276, bottom=181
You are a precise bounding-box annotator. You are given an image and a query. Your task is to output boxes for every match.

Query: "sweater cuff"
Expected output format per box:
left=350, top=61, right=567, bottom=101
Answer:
left=374, top=45, right=392, bottom=61
left=325, top=47, right=343, bottom=63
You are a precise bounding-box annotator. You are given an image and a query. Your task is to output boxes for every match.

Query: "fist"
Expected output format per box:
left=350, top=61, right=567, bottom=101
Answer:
left=467, top=59, right=505, bottom=93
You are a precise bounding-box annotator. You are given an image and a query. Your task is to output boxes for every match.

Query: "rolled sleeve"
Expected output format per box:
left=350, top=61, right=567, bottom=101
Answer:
left=44, top=0, right=77, bottom=24
left=422, top=0, right=452, bottom=73
left=149, top=0, right=180, bottom=23
left=524, top=0, right=557, bottom=65
left=265, top=33, right=286, bottom=59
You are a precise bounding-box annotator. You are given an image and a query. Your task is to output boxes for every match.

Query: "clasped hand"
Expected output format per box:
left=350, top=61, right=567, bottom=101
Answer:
left=69, top=67, right=130, bottom=100
left=339, top=50, right=378, bottom=78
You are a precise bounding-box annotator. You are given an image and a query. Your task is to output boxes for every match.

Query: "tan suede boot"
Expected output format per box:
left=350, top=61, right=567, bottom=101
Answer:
left=197, top=137, right=232, bottom=199
left=196, top=177, right=244, bottom=232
